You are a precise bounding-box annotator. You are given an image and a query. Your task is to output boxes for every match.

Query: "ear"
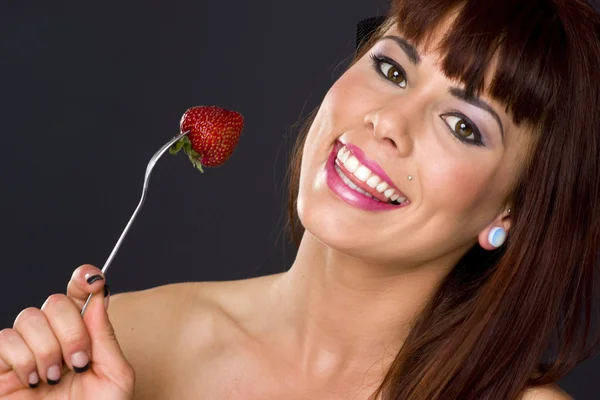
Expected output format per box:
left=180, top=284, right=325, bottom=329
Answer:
left=478, top=207, right=512, bottom=250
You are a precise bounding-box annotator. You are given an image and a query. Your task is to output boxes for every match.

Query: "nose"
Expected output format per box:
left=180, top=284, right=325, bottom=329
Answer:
left=364, top=103, right=415, bottom=158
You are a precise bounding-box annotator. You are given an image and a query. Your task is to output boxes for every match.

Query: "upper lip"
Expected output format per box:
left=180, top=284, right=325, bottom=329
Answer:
left=337, top=140, right=408, bottom=200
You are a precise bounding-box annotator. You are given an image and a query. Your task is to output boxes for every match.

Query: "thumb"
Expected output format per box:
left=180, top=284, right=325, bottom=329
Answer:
left=81, top=286, right=132, bottom=381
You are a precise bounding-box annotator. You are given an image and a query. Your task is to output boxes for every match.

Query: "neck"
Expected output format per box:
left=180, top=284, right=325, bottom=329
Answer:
left=269, top=231, right=455, bottom=384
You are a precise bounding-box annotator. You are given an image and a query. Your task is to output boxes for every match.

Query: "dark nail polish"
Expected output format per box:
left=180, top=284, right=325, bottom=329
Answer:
left=47, top=378, right=60, bottom=385
left=74, top=362, right=90, bottom=374
left=104, top=284, right=110, bottom=297
left=29, top=381, right=39, bottom=389
left=86, top=274, right=104, bottom=285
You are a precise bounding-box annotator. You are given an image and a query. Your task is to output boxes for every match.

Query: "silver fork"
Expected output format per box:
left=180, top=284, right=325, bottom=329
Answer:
left=80, top=130, right=190, bottom=316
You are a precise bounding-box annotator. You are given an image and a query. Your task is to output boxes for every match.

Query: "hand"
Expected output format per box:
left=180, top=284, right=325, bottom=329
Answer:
left=0, top=265, right=135, bottom=399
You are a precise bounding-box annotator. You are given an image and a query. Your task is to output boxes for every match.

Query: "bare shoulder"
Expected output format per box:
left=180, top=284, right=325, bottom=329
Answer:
left=107, top=279, right=246, bottom=364
left=520, top=383, right=574, bottom=400
left=106, top=274, right=279, bottom=399
left=108, top=280, right=241, bottom=347
left=107, top=282, right=222, bottom=398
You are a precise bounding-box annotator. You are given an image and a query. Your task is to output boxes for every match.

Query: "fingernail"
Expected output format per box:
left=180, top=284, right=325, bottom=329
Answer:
left=85, top=274, right=104, bottom=285
left=28, top=371, right=39, bottom=388
left=47, top=364, right=61, bottom=385
left=71, top=351, right=90, bottom=373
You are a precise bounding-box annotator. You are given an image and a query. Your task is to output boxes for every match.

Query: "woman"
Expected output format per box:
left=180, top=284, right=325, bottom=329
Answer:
left=1, top=0, right=598, bottom=398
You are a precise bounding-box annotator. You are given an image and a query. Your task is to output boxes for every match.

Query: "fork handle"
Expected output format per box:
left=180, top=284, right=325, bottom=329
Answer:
left=80, top=130, right=189, bottom=316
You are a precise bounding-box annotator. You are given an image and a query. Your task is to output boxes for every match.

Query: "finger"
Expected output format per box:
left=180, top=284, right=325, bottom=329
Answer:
left=84, top=288, right=135, bottom=391
left=0, top=328, right=40, bottom=389
left=41, top=294, right=92, bottom=375
left=67, top=264, right=105, bottom=309
left=13, top=307, right=63, bottom=385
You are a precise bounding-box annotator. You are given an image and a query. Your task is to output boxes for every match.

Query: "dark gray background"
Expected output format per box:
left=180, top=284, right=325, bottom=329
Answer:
left=0, top=0, right=598, bottom=398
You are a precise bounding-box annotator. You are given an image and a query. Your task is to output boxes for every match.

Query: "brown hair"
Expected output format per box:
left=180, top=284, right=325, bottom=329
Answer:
left=285, top=0, right=600, bottom=398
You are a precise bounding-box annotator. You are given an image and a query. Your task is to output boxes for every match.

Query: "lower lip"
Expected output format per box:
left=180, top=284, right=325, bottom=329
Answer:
left=325, top=143, right=406, bottom=211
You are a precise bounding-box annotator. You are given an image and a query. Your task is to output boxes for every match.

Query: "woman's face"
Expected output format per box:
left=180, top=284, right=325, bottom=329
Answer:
left=296, top=22, right=534, bottom=268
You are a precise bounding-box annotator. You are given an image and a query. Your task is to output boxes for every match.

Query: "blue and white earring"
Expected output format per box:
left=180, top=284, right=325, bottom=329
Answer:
left=488, top=227, right=507, bottom=248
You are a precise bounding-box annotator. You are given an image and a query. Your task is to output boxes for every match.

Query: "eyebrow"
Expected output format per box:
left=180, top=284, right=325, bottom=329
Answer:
left=379, top=35, right=421, bottom=65
left=448, top=87, right=505, bottom=140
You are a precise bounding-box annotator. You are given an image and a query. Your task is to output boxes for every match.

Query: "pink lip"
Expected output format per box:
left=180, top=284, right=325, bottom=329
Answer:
left=325, top=143, right=410, bottom=211
left=339, top=140, right=405, bottom=196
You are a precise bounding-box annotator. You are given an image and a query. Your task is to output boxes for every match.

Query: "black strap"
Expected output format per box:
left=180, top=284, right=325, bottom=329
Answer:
left=356, top=16, right=387, bottom=51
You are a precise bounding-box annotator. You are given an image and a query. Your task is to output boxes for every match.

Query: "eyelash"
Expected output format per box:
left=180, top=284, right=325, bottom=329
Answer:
left=368, top=52, right=485, bottom=147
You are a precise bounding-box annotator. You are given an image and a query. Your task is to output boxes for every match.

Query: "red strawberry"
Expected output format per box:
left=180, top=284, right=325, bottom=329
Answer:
left=169, top=105, right=244, bottom=172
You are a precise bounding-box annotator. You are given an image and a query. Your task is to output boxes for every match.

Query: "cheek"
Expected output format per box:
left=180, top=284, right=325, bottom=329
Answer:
left=298, top=73, right=365, bottom=194
left=316, top=70, right=368, bottom=129
left=421, top=147, right=499, bottom=217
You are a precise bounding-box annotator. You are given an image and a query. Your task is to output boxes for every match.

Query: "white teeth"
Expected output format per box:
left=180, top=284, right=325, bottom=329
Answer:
left=376, top=182, right=388, bottom=193
left=334, top=144, right=409, bottom=205
left=335, top=164, right=367, bottom=195
left=384, top=188, right=395, bottom=198
left=337, top=147, right=350, bottom=162
left=355, top=187, right=368, bottom=196
left=366, top=175, right=380, bottom=188
left=354, top=165, right=371, bottom=182
left=344, top=156, right=360, bottom=173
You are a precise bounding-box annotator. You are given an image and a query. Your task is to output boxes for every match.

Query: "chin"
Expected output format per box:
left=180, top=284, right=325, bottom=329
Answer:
left=296, top=189, right=376, bottom=255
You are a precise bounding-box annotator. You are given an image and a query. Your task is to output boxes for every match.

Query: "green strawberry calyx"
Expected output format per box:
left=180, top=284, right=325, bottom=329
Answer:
left=169, top=135, right=205, bottom=173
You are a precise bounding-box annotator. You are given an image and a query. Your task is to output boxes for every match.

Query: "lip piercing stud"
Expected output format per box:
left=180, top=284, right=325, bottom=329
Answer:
left=408, top=176, right=413, bottom=181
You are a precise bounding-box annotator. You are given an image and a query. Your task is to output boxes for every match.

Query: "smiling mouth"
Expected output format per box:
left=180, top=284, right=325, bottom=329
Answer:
left=333, top=142, right=410, bottom=206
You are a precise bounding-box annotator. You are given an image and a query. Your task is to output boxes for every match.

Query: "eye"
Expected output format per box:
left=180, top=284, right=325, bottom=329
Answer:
left=370, top=53, right=407, bottom=88
left=440, top=113, right=484, bottom=146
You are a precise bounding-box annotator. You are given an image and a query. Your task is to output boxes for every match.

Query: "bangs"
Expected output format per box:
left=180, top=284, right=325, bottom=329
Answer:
left=392, top=0, right=577, bottom=126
